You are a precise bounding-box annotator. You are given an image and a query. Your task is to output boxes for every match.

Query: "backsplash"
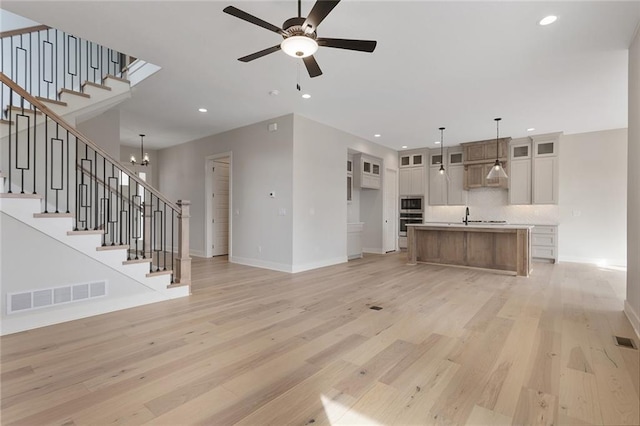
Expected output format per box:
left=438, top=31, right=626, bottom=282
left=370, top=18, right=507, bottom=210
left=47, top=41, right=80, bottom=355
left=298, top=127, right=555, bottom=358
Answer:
left=425, top=188, right=559, bottom=225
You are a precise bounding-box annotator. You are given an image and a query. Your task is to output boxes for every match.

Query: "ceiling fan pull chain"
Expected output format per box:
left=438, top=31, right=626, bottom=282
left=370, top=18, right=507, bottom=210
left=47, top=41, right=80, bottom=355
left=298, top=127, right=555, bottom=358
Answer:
left=297, top=61, right=301, bottom=91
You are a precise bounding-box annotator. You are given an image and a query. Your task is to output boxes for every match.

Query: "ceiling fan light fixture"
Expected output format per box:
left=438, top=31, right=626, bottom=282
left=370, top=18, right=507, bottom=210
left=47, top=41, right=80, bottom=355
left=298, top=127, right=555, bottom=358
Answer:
left=281, top=35, right=318, bottom=58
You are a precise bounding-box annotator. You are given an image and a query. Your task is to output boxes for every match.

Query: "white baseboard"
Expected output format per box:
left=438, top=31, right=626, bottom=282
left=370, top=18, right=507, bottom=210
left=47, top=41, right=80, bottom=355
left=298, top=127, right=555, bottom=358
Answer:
left=558, top=256, right=627, bottom=268
left=624, top=299, right=640, bottom=339
left=229, top=256, right=292, bottom=273
left=362, top=247, right=384, bottom=254
left=291, top=256, right=347, bottom=273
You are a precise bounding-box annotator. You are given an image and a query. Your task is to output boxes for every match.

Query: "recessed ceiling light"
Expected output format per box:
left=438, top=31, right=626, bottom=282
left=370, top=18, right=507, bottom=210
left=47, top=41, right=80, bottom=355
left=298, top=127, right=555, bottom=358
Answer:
left=434, top=141, right=441, bottom=145
left=539, top=15, right=557, bottom=26
left=401, top=145, right=408, bottom=149
left=198, top=108, right=207, bottom=113
left=374, top=134, right=381, bottom=138
left=302, top=93, right=311, bottom=99
left=527, top=128, right=535, bottom=132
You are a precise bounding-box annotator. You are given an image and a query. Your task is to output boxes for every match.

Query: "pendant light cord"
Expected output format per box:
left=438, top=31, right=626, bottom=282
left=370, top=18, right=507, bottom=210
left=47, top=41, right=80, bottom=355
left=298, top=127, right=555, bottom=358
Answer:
left=494, top=118, right=501, bottom=161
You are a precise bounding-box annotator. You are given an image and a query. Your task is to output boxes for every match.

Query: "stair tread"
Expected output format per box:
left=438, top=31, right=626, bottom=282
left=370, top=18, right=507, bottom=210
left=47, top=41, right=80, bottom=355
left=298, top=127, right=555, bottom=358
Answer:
left=68, top=229, right=104, bottom=235
left=82, top=81, right=112, bottom=91
left=34, top=212, right=74, bottom=218
left=103, top=74, right=131, bottom=85
left=0, top=119, right=14, bottom=125
left=35, top=96, right=68, bottom=107
left=167, top=282, right=189, bottom=289
left=0, top=193, right=43, bottom=199
left=146, top=269, right=173, bottom=277
left=123, top=258, right=152, bottom=265
left=5, top=106, right=43, bottom=115
left=96, top=244, right=129, bottom=251
left=59, top=88, right=90, bottom=99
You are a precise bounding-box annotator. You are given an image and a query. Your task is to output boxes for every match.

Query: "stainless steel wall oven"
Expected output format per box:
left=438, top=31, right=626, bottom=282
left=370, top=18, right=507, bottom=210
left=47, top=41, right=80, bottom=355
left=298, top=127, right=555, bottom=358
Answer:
left=399, top=197, right=423, bottom=237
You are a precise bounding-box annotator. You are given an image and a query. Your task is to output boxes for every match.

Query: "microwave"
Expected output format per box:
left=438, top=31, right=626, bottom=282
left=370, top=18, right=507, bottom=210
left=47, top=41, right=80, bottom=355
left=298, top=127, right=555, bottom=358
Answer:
left=400, top=197, right=423, bottom=212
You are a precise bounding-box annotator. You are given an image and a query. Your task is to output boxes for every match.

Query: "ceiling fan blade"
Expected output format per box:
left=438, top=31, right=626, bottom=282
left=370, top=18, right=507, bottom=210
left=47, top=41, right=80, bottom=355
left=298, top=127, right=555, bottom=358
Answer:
left=238, top=45, right=281, bottom=62
left=317, top=38, right=377, bottom=52
left=303, top=55, right=323, bottom=78
left=302, top=0, right=340, bottom=32
left=223, top=6, right=285, bottom=35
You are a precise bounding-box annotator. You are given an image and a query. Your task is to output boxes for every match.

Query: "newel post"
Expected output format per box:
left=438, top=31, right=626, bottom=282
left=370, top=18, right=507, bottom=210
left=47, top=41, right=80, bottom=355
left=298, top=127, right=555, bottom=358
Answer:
left=175, top=200, right=192, bottom=290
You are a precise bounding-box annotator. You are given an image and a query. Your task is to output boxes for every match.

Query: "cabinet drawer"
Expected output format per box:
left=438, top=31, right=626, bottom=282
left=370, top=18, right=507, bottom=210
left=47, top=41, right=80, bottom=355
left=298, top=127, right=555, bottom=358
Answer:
left=533, top=225, right=556, bottom=234
left=532, top=246, right=556, bottom=259
left=532, top=234, right=556, bottom=247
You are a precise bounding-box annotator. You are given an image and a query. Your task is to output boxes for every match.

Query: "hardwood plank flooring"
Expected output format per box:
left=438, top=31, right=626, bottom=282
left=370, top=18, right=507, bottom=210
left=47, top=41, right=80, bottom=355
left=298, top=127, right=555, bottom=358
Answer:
left=1, top=253, right=638, bottom=425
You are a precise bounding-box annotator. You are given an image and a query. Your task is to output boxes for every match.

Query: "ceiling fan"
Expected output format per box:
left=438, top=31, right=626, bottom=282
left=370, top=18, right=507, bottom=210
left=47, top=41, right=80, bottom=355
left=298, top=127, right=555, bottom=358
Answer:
left=223, top=0, right=377, bottom=78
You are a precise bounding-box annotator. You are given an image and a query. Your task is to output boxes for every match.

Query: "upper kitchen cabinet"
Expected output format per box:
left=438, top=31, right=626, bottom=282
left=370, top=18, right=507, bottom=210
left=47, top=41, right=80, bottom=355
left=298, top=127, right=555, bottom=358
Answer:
left=429, top=149, right=448, bottom=205
left=532, top=133, right=560, bottom=204
left=509, top=138, right=532, bottom=205
left=354, top=153, right=382, bottom=190
left=507, top=133, right=560, bottom=205
left=447, top=149, right=467, bottom=205
left=398, top=149, right=426, bottom=196
left=399, top=167, right=425, bottom=196
left=461, top=137, right=510, bottom=189
left=399, top=152, right=424, bottom=168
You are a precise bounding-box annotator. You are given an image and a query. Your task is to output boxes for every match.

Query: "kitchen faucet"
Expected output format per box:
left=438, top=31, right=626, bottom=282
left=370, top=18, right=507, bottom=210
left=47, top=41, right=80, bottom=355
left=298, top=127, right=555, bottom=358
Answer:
left=463, top=207, right=470, bottom=225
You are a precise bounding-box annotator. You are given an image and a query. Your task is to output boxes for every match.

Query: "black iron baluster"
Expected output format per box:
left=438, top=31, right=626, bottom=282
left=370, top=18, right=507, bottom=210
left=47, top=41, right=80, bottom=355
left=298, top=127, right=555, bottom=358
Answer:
left=163, top=203, right=167, bottom=270
left=94, top=148, right=98, bottom=230
left=32, top=104, right=37, bottom=195
left=75, top=136, right=79, bottom=230
left=37, top=31, right=40, bottom=98
left=141, top=187, right=146, bottom=260
left=171, top=208, right=175, bottom=283
left=66, top=129, right=70, bottom=213
left=43, top=111, right=47, bottom=207
left=7, top=87, right=12, bottom=193
left=102, top=156, right=106, bottom=246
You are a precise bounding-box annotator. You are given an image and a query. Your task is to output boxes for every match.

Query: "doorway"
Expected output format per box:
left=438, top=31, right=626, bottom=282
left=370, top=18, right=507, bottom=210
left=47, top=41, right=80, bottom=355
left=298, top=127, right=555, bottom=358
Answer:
left=205, top=154, right=231, bottom=258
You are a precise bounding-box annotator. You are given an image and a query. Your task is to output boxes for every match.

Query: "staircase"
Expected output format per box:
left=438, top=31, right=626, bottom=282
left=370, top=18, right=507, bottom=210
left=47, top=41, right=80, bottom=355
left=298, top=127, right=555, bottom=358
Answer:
left=0, top=26, right=191, bottom=335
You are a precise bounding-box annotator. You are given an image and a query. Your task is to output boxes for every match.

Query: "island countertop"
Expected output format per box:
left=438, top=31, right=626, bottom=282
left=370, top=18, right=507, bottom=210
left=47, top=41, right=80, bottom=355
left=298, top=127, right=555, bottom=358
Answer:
left=407, top=223, right=532, bottom=276
left=408, top=223, right=534, bottom=230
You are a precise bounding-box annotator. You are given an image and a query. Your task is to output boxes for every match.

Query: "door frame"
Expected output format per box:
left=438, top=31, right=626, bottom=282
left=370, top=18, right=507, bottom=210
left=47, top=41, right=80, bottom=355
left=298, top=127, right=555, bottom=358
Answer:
left=205, top=152, right=233, bottom=258
left=383, top=167, right=398, bottom=253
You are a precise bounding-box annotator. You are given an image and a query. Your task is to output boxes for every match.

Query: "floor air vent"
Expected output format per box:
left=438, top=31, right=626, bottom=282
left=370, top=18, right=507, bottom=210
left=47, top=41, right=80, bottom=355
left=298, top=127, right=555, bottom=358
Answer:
left=613, top=335, right=638, bottom=350
left=7, top=281, right=108, bottom=314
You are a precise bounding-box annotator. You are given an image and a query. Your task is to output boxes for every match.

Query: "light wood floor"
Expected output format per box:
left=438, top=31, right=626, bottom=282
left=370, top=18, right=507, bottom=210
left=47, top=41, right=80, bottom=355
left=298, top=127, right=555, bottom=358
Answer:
left=1, top=253, right=638, bottom=425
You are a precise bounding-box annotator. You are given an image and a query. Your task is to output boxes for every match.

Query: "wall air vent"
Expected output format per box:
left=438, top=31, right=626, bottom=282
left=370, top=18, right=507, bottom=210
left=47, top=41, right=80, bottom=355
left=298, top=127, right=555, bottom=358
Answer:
left=7, top=280, right=108, bottom=314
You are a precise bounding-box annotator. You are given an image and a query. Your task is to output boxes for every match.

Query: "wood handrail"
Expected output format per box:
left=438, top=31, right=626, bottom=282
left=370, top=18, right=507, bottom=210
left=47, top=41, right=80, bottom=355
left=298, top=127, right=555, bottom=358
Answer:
left=0, top=72, right=180, bottom=212
left=0, top=25, right=50, bottom=39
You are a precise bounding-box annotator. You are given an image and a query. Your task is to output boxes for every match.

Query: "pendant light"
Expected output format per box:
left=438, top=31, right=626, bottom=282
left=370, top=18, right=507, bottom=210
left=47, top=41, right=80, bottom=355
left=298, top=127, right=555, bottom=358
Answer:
left=486, top=118, right=508, bottom=179
left=438, top=127, right=450, bottom=181
left=130, top=134, right=150, bottom=166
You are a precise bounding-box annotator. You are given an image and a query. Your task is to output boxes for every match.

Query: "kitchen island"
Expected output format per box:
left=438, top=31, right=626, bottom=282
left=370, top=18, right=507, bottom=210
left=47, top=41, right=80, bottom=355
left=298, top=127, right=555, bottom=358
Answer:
left=407, top=223, right=533, bottom=277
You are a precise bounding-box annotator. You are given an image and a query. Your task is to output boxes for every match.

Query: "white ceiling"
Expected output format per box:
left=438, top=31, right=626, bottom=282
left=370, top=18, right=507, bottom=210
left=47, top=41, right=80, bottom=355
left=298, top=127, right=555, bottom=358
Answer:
left=2, top=1, right=639, bottom=150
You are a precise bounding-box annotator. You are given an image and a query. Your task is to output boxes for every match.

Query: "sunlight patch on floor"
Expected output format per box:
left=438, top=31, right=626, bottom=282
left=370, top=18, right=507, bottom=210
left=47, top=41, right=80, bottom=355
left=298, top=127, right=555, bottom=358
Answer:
left=321, top=394, right=382, bottom=426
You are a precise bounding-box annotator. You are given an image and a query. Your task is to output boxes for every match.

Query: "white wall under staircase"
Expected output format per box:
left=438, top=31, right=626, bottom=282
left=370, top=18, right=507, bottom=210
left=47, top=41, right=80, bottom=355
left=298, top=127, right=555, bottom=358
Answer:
left=0, top=196, right=188, bottom=336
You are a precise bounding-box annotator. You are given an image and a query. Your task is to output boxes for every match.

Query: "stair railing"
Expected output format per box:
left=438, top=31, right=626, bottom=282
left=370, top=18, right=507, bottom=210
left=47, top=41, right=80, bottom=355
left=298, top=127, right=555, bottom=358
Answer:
left=0, top=25, right=131, bottom=114
left=0, top=73, right=191, bottom=288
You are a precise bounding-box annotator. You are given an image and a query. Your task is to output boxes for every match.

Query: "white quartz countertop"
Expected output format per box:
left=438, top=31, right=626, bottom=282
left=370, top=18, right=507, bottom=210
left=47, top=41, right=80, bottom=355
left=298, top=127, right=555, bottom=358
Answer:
left=408, top=223, right=534, bottom=230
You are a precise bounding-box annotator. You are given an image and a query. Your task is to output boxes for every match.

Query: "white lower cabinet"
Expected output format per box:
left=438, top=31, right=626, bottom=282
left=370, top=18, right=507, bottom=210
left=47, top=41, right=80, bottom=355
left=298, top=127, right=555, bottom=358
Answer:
left=347, top=222, right=364, bottom=259
left=531, top=225, right=558, bottom=263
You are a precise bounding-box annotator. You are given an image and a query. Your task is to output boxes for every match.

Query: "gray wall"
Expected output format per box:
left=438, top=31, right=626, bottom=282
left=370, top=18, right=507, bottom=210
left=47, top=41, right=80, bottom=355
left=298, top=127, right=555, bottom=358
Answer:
left=76, top=109, right=121, bottom=159
left=0, top=213, right=161, bottom=335
left=559, top=128, right=627, bottom=266
left=627, top=26, right=640, bottom=335
left=157, top=114, right=294, bottom=270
